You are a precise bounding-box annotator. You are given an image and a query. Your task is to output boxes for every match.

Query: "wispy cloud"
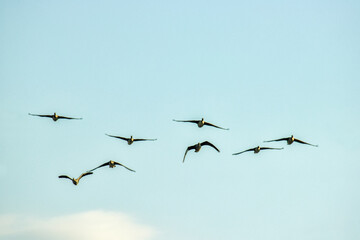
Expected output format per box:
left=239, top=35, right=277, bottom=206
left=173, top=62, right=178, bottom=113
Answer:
left=0, top=210, right=157, bottom=240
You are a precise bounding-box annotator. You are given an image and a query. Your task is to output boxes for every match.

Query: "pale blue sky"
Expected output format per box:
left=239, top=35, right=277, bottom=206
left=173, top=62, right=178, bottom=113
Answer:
left=0, top=1, right=360, bottom=239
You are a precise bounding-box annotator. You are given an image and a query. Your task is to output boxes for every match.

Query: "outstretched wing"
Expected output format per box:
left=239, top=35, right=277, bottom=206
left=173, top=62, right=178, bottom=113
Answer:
left=203, top=122, right=229, bottom=130
left=58, top=175, right=72, bottom=180
left=105, top=134, right=128, bottom=141
left=183, top=145, right=196, bottom=163
left=173, top=119, right=199, bottom=124
left=58, top=116, right=82, bottom=120
left=260, top=147, right=284, bottom=150
left=232, top=148, right=255, bottom=155
left=114, top=161, right=136, bottom=172
left=78, top=172, right=93, bottom=181
left=29, top=113, right=53, bottom=118
left=133, top=138, right=157, bottom=142
left=89, top=161, right=110, bottom=172
left=294, top=138, right=318, bottom=147
left=263, top=137, right=289, bottom=142
left=201, top=141, right=220, bottom=152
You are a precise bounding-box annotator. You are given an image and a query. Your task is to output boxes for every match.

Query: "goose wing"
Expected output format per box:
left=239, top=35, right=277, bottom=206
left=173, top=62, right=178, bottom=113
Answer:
left=58, top=175, right=72, bottom=181
left=77, top=172, right=93, bottom=181
left=173, top=119, right=199, bottom=124
left=232, top=148, right=255, bottom=155
left=89, top=161, right=111, bottom=172
left=133, top=138, right=157, bottom=142
left=29, top=113, right=53, bottom=118
left=263, top=137, right=289, bottom=142
left=106, top=134, right=128, bottom=141
left=114, top=161, right=136, bottom=172
left=201, top=141, right=220, bottom=152
left=58, top=115, right=82, bottom=120
left=294, top=138, right=318, bottom=147
left=260, top=147, right=284, bottom=150
left=203, top=122, right=229, bottom=130
left=183, top=145, right=197, bottom=163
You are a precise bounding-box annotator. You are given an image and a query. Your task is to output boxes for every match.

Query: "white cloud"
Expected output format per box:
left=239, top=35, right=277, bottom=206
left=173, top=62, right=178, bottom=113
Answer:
left=0, top=210, right=157, bottom=240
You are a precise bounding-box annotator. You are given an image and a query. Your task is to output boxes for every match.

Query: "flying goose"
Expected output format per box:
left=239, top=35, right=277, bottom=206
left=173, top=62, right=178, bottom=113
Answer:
left=58, top=172, right=93, bottom=185
left=233, top=146, right=283, bottom=155
left=264, top=135, right=318, bottom=147
left=183, top=141, right=220, bottom=162
left=173, top=118, right=229, bottom=130
left=89, top=160, right=135, bottom=172
left=105, top=134, right=157, bottom=145
left=29, top=112, right=82, bottom=121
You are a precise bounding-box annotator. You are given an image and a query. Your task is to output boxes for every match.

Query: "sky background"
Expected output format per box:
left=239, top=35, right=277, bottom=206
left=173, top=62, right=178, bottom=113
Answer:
left=0, top=0, right=360, bottom=239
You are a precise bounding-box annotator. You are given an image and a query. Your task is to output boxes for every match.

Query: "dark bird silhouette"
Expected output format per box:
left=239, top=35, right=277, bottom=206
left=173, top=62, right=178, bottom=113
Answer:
left=264, top=135, right=318, bottom=147
left=29, top=112, right=82, bottom=121
left=105, top=134, right=157, bottom=145
left=58, top=172, right=93, bottom=185
left=173, top=118, right=229, bottom=130
left=89, top=160, right=135, bottom=172
left=233, top=146, right=283, bottom=155
left=183, top=141, right=220, bottom=162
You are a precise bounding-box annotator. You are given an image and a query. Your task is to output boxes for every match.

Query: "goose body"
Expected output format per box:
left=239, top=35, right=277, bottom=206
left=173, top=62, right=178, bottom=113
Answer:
left=264, top=135, right=318, bottom=147
left=128, top=136, right=134, bottom=145
left=197, top=119, right=205, bottom=128
left=29, top=112, right=82, bottom=121
left=183, top=141, right=220, bottom=162
left=89, top=160, right=135, bottom=172
left=233, top=146, right=283, bottom=155
left=106, top=134, right=157, bottom=145
left=109, top=160, right=117, bottom=168
left=173, top=118, right=229, bottom=130
left=194, top=142, right=202, bottom=152
left=58, top=172, right=93, bottom=185
left=254, top=146, right=261, bottom=153
left=52, top=113, right=58, bottom=121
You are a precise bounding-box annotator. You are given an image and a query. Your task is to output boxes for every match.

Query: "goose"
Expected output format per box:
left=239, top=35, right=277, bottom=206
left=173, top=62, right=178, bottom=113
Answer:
left=264, top=135, right=318, bottom=147
left=29, top=112, right=82, bottom=121
left=105, top=134, right=157, bottom=145
left=89, top=160, right=135, bottom=172
left=173, top=118, right=229, bottom=130
left=183, top=141, right=220, bottom=162
left=233, top=146, right=283, bottom=155
left=58, top=172, right=93, bottom=185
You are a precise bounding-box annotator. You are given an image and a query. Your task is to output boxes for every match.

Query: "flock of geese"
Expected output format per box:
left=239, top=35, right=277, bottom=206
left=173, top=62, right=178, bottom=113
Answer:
left=29, top=112, right=319, bottom=186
